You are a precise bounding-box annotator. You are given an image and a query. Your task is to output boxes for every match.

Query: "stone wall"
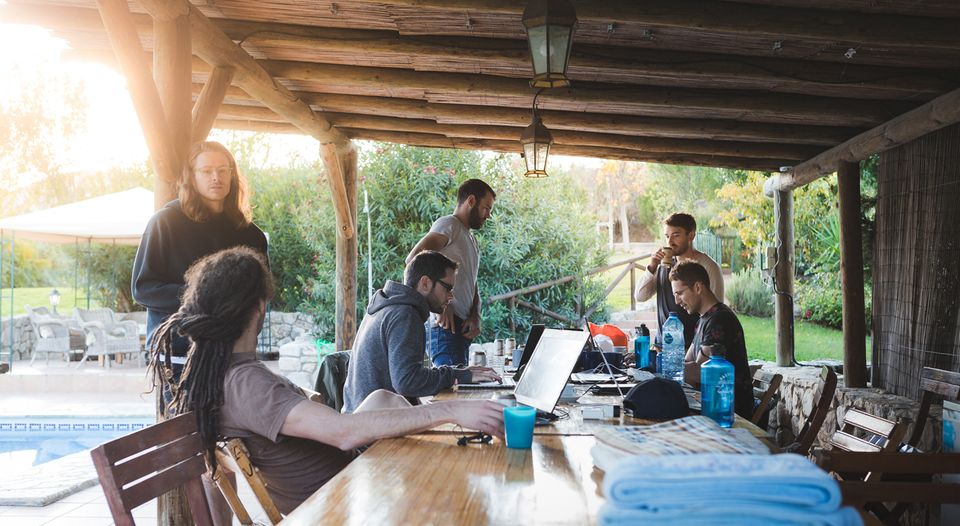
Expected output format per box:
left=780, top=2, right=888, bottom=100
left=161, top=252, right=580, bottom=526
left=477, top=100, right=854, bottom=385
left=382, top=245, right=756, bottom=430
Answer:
left=762, top=364, right=942, bottom=452
left=264, top=311, right=319, bottom=355
left=0, top=315, right=34, bottom=361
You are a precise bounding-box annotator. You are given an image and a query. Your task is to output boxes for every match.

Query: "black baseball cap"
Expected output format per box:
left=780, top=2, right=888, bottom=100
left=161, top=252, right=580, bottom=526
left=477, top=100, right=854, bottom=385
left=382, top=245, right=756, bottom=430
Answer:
left=622, top=377, right=689, bottom=420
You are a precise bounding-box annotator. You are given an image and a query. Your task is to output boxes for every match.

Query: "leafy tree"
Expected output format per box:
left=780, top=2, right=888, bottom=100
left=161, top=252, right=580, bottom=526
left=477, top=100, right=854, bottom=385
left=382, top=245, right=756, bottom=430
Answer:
left=289, top=144, right=609, bottom=341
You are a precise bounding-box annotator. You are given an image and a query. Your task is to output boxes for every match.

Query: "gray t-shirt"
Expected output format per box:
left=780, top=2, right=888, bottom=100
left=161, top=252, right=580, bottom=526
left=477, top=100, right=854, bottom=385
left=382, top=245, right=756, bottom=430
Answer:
left=429, top=214, right=479, bottom=320
left=220, top=352, right=356, bottom=514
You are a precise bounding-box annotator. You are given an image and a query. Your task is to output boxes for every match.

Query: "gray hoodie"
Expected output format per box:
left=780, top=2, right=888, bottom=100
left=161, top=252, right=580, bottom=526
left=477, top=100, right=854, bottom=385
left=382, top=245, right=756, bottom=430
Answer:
left=342, top=280, right=473, bottom=412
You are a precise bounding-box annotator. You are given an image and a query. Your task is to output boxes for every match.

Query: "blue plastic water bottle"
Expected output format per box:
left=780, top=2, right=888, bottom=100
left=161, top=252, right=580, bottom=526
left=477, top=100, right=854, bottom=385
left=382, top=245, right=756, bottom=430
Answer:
left=634, top=324, right=651, bottom=369
left=700, top=344, right=735, bottom=428
left=661, top=313, right=685, bottom=382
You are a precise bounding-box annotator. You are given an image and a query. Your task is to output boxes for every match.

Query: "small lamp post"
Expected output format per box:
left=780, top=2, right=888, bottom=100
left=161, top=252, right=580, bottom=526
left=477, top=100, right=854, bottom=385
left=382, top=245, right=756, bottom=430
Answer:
left=522, top=0, right=578, bottom=89
left=49, top=288, right=61, bottom=316
left=521, top=110, right=553, bottom=178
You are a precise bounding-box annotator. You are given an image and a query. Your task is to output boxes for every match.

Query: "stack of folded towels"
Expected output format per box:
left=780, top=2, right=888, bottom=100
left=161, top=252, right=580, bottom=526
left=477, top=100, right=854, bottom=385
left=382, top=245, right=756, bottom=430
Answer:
left=600, top=453, right=863, bottom=526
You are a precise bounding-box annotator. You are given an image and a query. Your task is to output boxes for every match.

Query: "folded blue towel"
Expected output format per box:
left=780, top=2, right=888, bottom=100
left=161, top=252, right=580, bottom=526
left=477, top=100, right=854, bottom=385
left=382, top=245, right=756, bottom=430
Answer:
left=603, top=454, right=843, bottom=513
left=599, top=501, right=864, bottom=526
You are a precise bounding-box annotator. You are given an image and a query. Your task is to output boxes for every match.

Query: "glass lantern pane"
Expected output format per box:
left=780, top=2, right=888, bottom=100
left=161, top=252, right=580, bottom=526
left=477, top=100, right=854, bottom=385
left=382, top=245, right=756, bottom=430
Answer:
left=547, top=25, right=572, bottom=74
left=526, top=25, right=548, bottom=76
left=523, top=142, right=538, bottom=171
left=535, top=143, right=551, bottom=172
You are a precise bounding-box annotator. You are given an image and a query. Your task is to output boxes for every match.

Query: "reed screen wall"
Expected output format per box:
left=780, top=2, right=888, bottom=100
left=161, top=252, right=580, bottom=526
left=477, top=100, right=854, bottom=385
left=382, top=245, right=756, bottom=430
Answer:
left=872, top=123, right=960, bottom=399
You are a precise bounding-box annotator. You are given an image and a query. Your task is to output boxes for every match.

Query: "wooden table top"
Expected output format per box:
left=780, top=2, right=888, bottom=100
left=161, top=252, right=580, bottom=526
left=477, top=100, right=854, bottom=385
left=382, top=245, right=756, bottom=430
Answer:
left=279, top=434, right=604, bottom=526
left=428, top=387, right=768, bottom=439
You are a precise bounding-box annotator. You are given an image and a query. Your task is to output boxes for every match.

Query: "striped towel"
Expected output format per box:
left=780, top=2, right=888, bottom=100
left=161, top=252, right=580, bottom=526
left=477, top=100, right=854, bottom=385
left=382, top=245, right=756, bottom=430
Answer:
left=593, top=416, right=770, bottom=459
left=599, top=453, right=863, bottom=526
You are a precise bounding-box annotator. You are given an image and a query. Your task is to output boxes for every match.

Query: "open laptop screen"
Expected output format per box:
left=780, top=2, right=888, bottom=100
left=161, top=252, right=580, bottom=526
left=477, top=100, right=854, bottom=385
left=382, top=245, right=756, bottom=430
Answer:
left=514, top=328, right=590, bottom=413
left=513, top=324, right=545, bottom=371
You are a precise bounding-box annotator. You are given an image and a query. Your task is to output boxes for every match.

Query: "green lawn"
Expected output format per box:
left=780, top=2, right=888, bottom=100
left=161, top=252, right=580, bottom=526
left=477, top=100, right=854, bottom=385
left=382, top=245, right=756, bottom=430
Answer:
left=739, top=315, right=866, bottom=363
left=0, top=287, right=100, bottom=318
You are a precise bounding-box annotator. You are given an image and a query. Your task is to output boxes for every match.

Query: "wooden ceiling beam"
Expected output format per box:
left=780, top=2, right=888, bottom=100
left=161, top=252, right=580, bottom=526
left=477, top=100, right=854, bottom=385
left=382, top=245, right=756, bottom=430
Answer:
left=9, top=3, right=951, bottom=101
left=213, top=104, right=821, bottom=160
left=340, top=128, right=782, bottom=171
left=371, top=0, right=960, bottom=53
left=191, top=66, right=235, bottom=142
left=765, top=86, right=960, bottom=194
left=133, top=0, right=349, bottom=148
left=211, top=118, right=783, bottom=171
left=260, top=60, right=908, bottom=128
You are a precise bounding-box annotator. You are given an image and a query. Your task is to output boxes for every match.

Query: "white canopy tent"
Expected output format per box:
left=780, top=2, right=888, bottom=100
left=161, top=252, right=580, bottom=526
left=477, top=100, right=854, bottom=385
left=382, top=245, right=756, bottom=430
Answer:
left=1, top=188, right=153, bottom=367
left=0, top=188, right=154, bottom=245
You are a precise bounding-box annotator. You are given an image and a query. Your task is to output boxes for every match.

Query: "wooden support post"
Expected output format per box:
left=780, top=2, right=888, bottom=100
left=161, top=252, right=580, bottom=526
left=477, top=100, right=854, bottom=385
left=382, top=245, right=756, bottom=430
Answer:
left=838, top=161, right=867, bottom=387
left=774, top=189, right=795, bottom=367
left=319, top=144, right=356, bottom=240
left=96, top=0, right=179, bottom=210
left=508, top=298, right=516, bottom=337
left=152, top=8, right=193, bottom=526
left=191, top=66, right=235, bottom=142
left=629, top=263, right=637, bottom=311
left=329, top=145, right=358, bottom=352
left=153, top=11, right=192, bottom=208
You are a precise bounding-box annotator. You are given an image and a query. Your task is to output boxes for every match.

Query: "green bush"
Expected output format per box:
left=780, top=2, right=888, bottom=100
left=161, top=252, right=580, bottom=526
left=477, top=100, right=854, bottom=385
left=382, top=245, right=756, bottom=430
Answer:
left=797, top=272, right=872, bottom=331
left=726, top=269, right=774, bottom=317
left=289, top=144, right=609, bottom=341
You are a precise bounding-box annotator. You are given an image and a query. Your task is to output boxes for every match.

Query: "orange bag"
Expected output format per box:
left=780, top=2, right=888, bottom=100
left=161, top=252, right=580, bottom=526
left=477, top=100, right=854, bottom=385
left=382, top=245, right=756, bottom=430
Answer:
left=587, top=322, right=628, bottom=348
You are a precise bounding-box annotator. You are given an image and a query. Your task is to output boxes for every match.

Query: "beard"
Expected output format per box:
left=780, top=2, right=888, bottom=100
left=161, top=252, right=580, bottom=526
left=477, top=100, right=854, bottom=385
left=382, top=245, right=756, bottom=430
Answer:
left=468, top=207, right=486, bottom=229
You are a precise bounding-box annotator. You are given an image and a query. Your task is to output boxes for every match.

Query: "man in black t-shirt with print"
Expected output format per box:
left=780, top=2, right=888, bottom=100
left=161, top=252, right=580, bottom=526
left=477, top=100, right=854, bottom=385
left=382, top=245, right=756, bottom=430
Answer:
left=668, top=261, right=753, bottom=420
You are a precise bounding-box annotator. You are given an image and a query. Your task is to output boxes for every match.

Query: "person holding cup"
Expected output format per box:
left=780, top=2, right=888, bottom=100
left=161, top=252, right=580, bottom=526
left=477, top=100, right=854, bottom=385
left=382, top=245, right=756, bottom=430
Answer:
left=633, top=213, right=724, bottom=350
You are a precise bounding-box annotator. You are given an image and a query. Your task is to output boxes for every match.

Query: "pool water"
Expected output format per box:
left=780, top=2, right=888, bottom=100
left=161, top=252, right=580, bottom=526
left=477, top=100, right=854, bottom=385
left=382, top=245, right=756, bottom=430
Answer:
left=0, top=417, right=154, bottom=472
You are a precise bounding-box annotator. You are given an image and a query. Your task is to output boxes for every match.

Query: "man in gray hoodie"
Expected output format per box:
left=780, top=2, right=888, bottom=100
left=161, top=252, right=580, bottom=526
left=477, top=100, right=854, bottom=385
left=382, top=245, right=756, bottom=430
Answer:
left=343, top=251, right=500, bottom=413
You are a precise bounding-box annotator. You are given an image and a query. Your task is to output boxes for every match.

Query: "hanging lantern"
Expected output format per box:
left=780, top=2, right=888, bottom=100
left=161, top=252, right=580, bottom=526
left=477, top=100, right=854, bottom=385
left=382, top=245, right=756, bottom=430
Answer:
left=521, top=112, right=553, bottom=178
left=522, top=0, right=577, bottom=89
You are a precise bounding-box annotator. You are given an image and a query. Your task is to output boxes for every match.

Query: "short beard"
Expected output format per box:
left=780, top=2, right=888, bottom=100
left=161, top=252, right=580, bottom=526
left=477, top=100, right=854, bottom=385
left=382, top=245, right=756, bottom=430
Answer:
left=468, top=208, right=484, bottom=229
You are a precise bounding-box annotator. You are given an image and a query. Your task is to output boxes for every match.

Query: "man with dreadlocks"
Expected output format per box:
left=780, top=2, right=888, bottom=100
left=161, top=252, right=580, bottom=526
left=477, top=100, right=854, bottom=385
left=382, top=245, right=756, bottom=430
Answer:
left=153, top=246, right=505, bottom=515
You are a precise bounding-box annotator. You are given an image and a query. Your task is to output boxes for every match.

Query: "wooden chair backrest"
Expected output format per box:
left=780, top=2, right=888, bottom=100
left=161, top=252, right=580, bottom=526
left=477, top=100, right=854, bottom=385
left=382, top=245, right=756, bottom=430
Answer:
left=831, top=409, right=906, bottom=453
left=906, top=367, right=960, bottom=449
left=793, top=366, right=838, bottom=456
left=751, top=370, right=783, bottom=425
left=89, top=413, right=213, bottom=526
left=215, top=438, right=284, bottom=525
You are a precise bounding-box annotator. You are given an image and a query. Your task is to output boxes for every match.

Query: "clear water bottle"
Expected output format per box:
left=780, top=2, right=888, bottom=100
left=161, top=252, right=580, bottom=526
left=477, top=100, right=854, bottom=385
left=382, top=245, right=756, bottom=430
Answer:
left=634, top=324, right=651, bottom=369
left=700, top=344, right=735, bottom=428
left=661, top=313, right=685, bottom=382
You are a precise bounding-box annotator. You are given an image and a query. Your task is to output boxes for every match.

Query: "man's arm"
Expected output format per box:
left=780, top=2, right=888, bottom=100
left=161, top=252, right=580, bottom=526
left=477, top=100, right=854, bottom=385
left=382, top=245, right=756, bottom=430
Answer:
left=634, top=248, right=665, bottom=302
left=385, top=313, right=470, bottom=396
left=461, top=288, right=482, bottom=338
left=405, top=232, right=449, bottom=264
left=281, top=398, right=505, bottom=450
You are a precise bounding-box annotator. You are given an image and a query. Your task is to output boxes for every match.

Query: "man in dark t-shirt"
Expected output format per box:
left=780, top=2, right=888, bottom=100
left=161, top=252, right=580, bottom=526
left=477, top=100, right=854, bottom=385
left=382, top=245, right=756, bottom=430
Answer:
left=668, top=261, right=753, bottom=419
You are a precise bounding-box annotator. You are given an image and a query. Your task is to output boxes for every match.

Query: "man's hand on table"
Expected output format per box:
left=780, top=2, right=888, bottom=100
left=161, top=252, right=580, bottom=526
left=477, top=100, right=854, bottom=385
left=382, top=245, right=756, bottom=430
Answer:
left=449, top=400, right=505, bottom=439
left=466, top=366, right=501, bottom=383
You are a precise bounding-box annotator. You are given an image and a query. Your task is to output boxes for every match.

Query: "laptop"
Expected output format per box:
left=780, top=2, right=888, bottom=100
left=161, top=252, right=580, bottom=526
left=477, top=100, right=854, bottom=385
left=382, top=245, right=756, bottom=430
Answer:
left=511, top=328, right=591, bottom=413
left=504, top=324, right=545, bottom=374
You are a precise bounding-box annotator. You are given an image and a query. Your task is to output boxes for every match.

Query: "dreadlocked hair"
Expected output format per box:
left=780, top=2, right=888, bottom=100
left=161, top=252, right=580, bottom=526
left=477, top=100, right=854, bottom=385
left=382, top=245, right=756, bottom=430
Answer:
left=148, top=246, right=274, bottom=470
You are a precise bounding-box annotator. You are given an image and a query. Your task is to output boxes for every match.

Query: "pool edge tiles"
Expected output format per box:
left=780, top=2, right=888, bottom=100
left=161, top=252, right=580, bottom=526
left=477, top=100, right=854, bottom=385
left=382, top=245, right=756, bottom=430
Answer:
left=0, top=415, right=154, bottom=507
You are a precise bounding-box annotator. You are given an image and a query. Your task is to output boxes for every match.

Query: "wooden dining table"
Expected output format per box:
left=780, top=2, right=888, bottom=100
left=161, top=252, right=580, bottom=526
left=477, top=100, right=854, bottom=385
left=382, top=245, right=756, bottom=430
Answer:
left=280, top=385, right=773, bottom=525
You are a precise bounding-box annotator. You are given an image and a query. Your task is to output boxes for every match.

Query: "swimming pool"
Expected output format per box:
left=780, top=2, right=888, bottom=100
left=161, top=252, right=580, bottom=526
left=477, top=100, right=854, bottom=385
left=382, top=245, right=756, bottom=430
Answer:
left=0, top=416, right=154, bottom=472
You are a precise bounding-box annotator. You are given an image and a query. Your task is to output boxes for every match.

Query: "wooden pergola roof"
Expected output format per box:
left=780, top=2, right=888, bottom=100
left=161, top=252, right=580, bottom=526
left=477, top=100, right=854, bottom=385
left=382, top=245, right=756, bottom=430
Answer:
left=5, top=0, right=960, bottom=187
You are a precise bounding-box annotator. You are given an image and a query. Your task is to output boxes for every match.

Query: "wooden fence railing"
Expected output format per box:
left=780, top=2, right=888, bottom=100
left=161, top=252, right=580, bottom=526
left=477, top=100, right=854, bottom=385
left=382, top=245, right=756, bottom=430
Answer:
left=485, top=253, right=651, bottom=333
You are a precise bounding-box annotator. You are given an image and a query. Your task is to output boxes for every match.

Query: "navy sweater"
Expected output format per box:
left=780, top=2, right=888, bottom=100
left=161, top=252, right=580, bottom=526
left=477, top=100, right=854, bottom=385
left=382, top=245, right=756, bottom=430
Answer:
left=131, top=199, right=267, bottom=354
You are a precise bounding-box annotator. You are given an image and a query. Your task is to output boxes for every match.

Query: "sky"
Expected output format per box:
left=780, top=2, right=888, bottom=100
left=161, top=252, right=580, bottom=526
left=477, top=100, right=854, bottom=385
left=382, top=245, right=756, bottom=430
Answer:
left=0, top=19, right=599, bottom=176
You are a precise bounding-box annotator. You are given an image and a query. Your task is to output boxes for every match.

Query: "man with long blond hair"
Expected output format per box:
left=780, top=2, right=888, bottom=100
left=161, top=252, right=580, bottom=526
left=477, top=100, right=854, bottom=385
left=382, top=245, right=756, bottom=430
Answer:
left=132, top=141, right=268, bottom=388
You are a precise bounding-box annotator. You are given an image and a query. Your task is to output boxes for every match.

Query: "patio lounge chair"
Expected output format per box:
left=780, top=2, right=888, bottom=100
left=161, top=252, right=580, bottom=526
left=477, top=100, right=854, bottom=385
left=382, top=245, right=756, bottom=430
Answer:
left=74, top=307, right=142, bottom=368
left=25, top=305, right=84, bottom=365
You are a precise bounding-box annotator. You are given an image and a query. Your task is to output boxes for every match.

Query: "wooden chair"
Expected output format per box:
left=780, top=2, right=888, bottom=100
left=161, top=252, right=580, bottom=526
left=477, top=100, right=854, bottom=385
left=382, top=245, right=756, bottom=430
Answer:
left=864, top=367, right=960, bottom=524
left=904, top=367, right=960, bottom=450
left=90, top=413, right=214, bottom=526
left=812, top=450, right=960, bottom=525
left=828, top=408, right=906, bottom=486
left=751, top=370, right=782, bottom=427
left=213, top=438, right=284, bottom=525
left=782, top=366, right=837, bottom=456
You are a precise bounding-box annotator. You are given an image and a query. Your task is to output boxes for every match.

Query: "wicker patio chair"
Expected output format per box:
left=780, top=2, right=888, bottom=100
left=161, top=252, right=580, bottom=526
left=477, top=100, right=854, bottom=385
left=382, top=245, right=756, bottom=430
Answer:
left=74, top=307, right=142, bottom=368
left=25, top=305, right=83, bottom=365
